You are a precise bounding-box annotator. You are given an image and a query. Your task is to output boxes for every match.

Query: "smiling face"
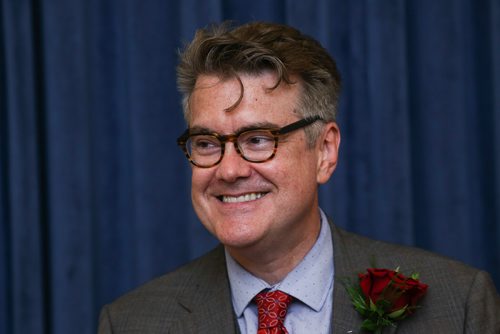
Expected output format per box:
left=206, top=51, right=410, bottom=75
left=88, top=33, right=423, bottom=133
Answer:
left=188, top=72, right=339, bottom=257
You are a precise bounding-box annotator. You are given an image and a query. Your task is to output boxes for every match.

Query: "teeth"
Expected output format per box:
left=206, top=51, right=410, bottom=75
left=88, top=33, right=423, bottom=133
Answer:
left=222, top=193, right=264, bottom=203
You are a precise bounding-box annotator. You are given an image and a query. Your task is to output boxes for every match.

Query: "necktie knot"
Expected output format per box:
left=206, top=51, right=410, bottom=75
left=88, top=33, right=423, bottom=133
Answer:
left=254, top=290, right=293, bottom=334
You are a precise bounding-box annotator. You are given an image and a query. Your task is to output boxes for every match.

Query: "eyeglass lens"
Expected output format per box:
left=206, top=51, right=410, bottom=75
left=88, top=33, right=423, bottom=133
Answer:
left=186, top=129, right=277, bottom=166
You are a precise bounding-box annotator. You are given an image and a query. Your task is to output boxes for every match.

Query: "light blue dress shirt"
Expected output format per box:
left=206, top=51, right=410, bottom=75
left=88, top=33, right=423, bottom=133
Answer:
left=225, top=209, right=334, bottom=334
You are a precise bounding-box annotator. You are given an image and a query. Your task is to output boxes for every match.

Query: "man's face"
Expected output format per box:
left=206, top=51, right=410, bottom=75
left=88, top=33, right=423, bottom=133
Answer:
left=188, top=72, right=338, bottom=254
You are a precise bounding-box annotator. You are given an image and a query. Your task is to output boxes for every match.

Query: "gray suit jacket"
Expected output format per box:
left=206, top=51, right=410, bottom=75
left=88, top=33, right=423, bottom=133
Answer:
left=99, top=223, right=500, bottom=333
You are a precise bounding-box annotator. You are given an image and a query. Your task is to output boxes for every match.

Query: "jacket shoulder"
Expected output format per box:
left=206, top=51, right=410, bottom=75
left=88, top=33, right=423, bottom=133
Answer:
left=332, top=224, right=500, bottom=333
left=98, top=246, right=228, bottom=333
left=333, top=224, right=478, bottom=276
left=112, top=245, right=225, bottom=305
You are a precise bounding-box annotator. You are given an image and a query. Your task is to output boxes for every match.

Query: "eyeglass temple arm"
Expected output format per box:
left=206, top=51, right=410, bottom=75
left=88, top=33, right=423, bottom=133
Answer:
left=277, top=115, right=323, bottom=135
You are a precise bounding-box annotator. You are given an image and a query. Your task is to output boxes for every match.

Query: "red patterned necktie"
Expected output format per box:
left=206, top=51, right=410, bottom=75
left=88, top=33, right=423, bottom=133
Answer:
left=254, top=290, right=293, bottom=334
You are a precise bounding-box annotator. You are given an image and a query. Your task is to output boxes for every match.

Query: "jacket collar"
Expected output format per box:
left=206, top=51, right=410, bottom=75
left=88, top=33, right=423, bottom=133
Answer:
left=175, top=245, right=240, bottom=333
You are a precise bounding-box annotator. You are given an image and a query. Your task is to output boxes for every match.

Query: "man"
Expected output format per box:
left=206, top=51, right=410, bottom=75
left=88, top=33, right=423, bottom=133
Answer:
left=98, top=22, right=500, bottom=333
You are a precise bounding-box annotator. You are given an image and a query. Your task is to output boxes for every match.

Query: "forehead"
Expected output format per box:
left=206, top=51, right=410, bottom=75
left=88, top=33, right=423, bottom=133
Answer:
left=188, top=73, right=302, bottom=127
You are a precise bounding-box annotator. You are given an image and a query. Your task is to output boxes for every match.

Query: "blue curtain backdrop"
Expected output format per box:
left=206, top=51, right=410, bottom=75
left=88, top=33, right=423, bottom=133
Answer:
left=1, top=0, right=499, bottom=333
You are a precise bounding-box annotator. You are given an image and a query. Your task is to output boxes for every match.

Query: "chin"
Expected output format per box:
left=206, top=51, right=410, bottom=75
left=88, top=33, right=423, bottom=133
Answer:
left=214, top=227, right=262, bottom=249
left=199, top=212, right=267, bottom=246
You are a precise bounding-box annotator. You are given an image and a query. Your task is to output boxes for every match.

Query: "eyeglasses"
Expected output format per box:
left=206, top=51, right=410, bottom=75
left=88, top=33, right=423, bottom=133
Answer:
left=177, top=116, right=323, bottom=168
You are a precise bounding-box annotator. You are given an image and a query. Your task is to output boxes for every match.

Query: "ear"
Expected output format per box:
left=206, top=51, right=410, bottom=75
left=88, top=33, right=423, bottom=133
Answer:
left=316, top=122, right=340, bottom=184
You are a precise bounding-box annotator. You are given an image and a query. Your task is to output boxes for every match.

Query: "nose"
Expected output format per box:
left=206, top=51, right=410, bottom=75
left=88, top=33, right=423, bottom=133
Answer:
left=214, top=142, right=252, bottom=182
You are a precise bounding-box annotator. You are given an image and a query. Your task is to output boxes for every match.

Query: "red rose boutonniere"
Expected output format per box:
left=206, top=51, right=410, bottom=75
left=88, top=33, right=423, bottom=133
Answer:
left=344, top=267, right=428, bottom=333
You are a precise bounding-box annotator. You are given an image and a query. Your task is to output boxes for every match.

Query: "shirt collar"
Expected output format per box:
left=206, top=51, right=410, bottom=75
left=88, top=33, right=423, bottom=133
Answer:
left=225, top=209, right=334, bottom=316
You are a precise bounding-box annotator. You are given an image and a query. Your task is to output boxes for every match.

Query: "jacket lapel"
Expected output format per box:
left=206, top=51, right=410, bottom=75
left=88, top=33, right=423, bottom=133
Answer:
left=175, top=246, right=239, bottom=334
left=330, top=221, right=365, bottom=334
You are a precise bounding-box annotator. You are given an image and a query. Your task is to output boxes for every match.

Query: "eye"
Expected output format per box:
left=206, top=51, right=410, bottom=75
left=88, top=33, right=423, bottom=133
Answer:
left=239, top=131, right=275, bottom=151
left=188, top=135, right=220, bottom=155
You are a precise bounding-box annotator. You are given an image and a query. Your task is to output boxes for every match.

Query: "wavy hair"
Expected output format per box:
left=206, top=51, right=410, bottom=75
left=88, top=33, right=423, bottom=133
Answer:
left=177, top=21, right=342, bottom=145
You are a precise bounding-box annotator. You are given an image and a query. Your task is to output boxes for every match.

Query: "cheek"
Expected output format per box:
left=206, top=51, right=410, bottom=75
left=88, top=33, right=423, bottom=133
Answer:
left=264, top=151, right=318, bottom=193
left=283, top=148, right=319, bottom=181
left=191, top=169, right=214, bottom=204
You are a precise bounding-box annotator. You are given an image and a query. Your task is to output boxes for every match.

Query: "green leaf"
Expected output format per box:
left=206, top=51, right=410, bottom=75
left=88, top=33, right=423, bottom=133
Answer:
left=388, top=306, right=407, bottom=319
left=369, top=299, right=378, bottom=312
left=361, top=319, right=378, bottom=331
left=343, top=280, right=370, bottom=316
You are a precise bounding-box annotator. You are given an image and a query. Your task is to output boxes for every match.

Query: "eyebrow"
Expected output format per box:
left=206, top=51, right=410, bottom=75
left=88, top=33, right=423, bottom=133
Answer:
left=189, top=121, right=281, bottom=135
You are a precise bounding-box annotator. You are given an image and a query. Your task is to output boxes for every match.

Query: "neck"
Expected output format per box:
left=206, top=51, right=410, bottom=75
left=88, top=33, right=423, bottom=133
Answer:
left=226, top=214, right=322, bottom=285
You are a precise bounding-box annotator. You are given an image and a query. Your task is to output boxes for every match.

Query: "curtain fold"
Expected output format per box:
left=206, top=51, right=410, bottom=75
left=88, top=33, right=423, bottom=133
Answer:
left=1, top=1, right=49, bottom=333
left=1, top=0, right=499, bottom=333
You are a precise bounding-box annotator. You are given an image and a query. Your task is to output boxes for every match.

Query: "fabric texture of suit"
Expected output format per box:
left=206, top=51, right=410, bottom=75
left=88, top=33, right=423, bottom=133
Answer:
left=98, top=221, right=500, bottom=333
